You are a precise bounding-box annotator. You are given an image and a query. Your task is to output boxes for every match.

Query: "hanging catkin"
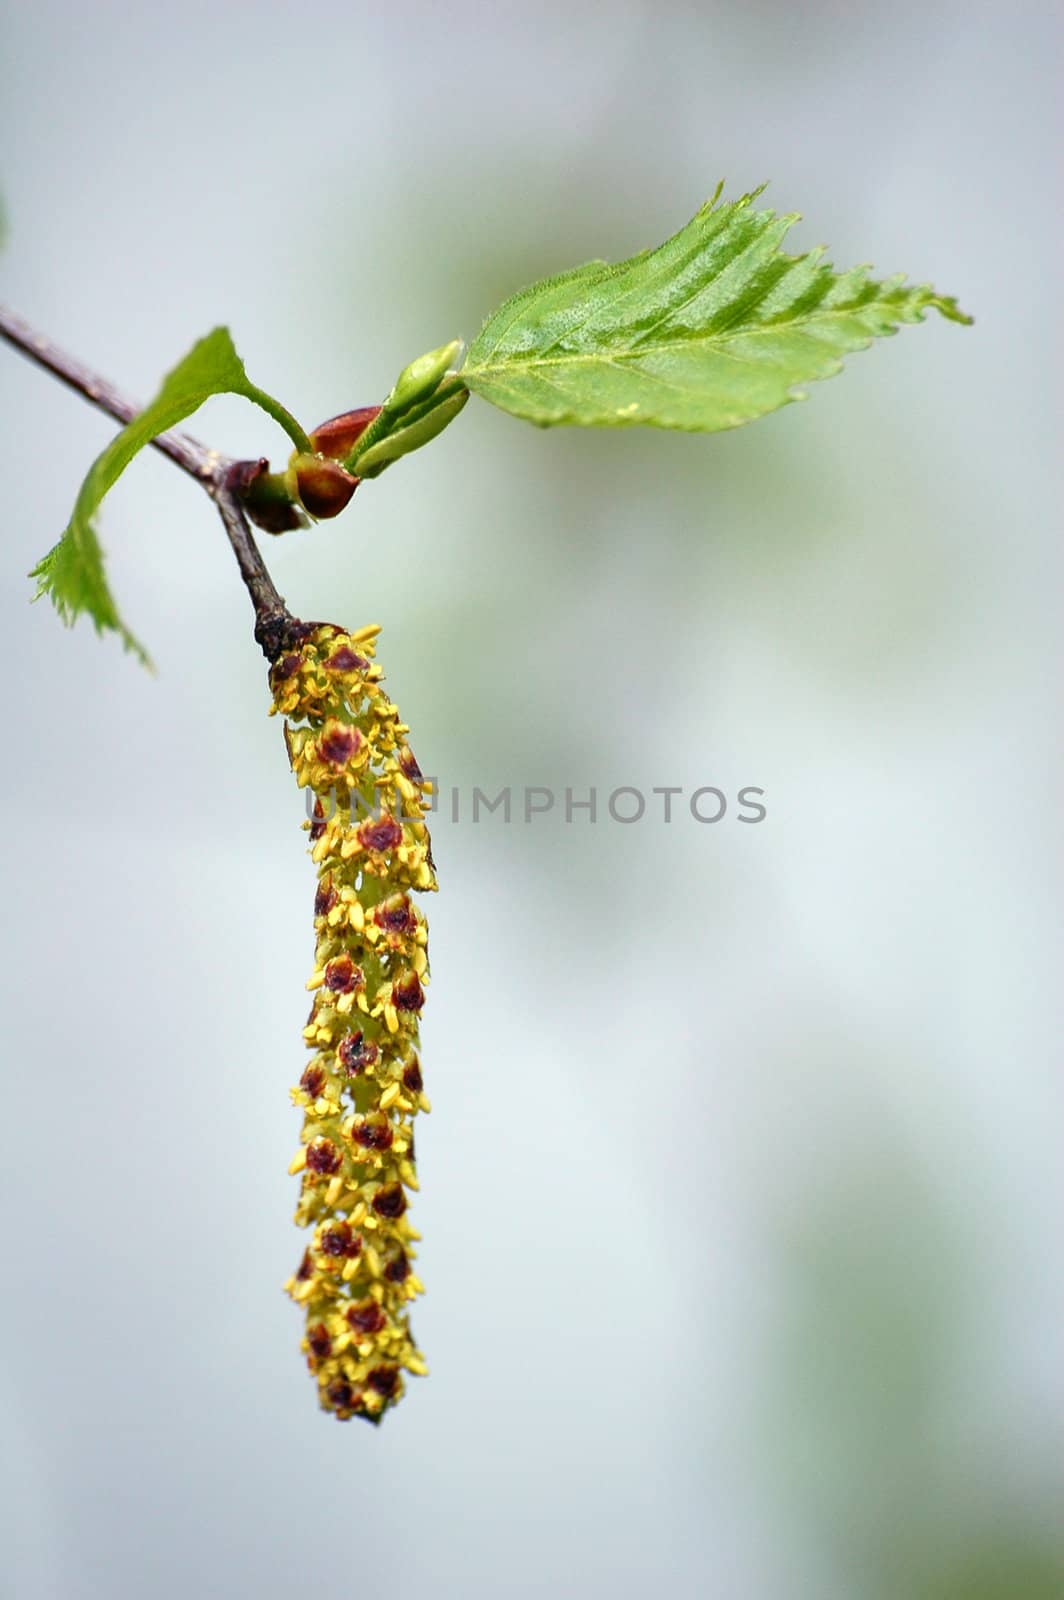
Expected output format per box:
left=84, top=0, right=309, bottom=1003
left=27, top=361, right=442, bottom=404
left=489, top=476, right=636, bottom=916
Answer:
left=269, top=622, right=435, bottom=1421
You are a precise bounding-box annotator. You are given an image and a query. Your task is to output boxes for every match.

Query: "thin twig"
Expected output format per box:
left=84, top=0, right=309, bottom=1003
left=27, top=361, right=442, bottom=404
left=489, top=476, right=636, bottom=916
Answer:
left=216, top=464, right=299, bottom=658
left=0, top=305, right=216, bottom=482
left=1, top=304, right=297, bottom=655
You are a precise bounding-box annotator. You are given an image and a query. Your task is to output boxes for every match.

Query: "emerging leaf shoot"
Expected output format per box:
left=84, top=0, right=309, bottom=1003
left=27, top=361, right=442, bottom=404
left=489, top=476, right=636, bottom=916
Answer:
left=22, top=186, right=971, bottom=664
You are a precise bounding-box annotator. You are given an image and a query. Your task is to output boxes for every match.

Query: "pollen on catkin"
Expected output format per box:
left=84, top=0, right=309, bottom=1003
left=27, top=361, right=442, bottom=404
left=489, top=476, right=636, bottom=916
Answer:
left=268, top=623, right=436, bottom=1422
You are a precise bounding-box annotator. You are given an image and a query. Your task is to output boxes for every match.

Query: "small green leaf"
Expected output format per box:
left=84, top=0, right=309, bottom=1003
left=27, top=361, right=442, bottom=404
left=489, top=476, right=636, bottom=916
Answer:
left=463, top=186, right=971, bottom=433
left=30, top=524, right=150, bottom=664
left=30, top=327, right=311, bottom=662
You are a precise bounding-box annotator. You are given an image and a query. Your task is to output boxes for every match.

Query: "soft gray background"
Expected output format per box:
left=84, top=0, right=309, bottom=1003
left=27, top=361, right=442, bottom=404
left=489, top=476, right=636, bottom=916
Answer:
left=1, top=3, right=1059, bottom=1597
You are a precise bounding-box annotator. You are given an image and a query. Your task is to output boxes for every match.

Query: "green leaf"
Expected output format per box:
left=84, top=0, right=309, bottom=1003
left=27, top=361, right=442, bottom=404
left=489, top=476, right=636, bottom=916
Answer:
left=462, top=185, right=971, bottom=433
left=30, top=327, right=311, bottom=663
left=29, top=526, right=150, bottom=664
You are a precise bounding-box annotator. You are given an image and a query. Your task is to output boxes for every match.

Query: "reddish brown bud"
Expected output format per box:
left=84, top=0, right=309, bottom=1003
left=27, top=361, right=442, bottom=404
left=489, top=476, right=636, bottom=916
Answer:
left=337, top=1031, right=379, bottom=1076
left=384, top=1250, right=410, bottom=1282
left=315, top=876, right=338, bottom=918
left=300, top=1063, right=327, bottom=1098
left=309, top=799, right=328, bottom=841
left=318, top=721, right=361, bottom=769
left=309, top=406, right=381, bottom=460
left=346, top=1300, right=386, bottom=1335
left=326, top=1377, right=356, bottom=1411
left=320, top=1222, right=361, bottom=1259
left=307, top=1323, right=332, bottom=1359
left=392, top=969, right=425, bottom=1013
left=351, top=1117, right=394, bottom=1152
left=366, top=1366, right=400, bottom=1398
left=401, top=1056, right=423, bottom=1094
left=272, top=651, right=303, bottom=683
left=397, top=744, right=423, bottom=782
left=292, top=454, right=360, bottom=519
left=234, top=457, right=306, bottom=534
left=372, top=1182, right=407, bottom=1219
left=306, top=1139, right=342, bottom=1176
left=374, top=893, right=418, bottom=936
left=357, top=814, right=404, bottom=854
left=295, top=1248, right=313, bottom=1281
left=324, top=953, right=363, bottom=994
left=325, top=645, right=370, bottom=674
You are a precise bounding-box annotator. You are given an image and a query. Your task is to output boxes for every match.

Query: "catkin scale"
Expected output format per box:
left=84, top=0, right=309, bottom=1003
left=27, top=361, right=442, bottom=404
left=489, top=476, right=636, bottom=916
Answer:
left=269, top=622, right=436, bottom=1422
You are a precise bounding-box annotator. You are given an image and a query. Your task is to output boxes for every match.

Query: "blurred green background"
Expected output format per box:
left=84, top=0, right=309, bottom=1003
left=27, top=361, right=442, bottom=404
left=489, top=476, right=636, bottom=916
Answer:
left=0, top=3, right=1059, bottom=1597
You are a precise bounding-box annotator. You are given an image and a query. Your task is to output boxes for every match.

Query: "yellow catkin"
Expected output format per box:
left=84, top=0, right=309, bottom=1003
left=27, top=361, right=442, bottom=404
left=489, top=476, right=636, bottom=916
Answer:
left=268, top=623, right=436, bottom=1422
